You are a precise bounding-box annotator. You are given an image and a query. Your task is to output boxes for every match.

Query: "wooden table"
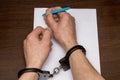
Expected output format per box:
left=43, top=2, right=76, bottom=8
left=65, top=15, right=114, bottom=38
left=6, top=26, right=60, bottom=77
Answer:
left=0, top=0, right=120, bottom=80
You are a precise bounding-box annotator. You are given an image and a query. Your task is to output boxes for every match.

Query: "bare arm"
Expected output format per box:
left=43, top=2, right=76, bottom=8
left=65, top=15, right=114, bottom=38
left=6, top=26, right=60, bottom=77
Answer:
left=68, top=46, right=105, bottom=80
left=44, top=7, right=105, bottom=80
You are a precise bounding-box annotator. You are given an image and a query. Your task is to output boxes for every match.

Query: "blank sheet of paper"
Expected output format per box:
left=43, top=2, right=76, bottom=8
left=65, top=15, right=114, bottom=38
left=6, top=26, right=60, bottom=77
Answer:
left=34, top=8, right=100, bottom=80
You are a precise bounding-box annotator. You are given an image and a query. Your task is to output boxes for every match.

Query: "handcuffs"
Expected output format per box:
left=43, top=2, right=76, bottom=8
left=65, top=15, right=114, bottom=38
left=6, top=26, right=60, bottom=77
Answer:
left=18, top=45, right=86, bottom=80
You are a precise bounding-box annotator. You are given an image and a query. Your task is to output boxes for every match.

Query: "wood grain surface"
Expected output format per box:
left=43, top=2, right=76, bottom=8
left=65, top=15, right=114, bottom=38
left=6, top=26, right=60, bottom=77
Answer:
left=0, top=0, right=120, bottom=80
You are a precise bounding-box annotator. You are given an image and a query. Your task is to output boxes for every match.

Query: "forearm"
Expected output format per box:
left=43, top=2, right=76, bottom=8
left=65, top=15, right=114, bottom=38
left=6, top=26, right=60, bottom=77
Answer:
left=18, top=59, right=43, bottom=80
left=69, top=49, right=105, bottom=80
left=18, top=72, right=38, bottom=80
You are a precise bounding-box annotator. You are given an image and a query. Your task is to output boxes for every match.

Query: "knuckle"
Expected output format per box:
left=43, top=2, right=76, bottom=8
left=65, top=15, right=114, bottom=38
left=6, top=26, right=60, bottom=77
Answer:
left=47, top=15, right=52, bottom=21
left=64, top=13, right=71, bottom=19
left=49, top=41, right=52, bottom=47
left=44, top=30, right=49, bottom=36
left=26, top=35, right=34, bottom=41
left=42, top=42, right=48, bottom=47
left=45, top=16, right=51, bottom=24
left=44, top=40, right=52, bottom=47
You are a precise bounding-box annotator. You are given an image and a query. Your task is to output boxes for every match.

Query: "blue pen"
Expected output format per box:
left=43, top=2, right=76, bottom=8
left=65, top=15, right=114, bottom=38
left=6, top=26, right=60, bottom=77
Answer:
left=42, top=7, right=71, bottom=16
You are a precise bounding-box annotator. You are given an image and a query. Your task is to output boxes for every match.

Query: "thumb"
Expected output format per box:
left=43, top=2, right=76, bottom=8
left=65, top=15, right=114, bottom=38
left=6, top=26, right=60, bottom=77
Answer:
left=44, top=8, right=57, bottom=31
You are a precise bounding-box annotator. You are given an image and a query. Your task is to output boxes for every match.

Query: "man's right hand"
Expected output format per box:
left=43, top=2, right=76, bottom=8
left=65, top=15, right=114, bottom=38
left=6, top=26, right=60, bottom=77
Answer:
left=44, top=7, right=78, bottom=51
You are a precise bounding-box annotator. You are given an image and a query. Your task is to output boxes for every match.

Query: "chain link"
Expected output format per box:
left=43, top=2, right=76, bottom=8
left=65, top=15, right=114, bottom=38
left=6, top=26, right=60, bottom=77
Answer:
left=49, top=65, right=62, bottom=78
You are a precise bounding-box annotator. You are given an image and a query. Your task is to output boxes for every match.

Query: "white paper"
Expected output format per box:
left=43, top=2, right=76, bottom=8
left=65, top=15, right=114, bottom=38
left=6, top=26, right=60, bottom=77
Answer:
left=34, top=8, right=101, bottom=80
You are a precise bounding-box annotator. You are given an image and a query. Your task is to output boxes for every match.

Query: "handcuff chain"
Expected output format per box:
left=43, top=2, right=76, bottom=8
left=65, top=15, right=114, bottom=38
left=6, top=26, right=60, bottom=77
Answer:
left=49, top=65, right=62, bottom=78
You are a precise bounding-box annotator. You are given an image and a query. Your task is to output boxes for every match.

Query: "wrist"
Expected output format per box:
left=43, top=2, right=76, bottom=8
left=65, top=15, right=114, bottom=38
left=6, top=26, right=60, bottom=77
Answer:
left=25, top=59, right=46, bottom=69
left=26, top=66, right=42, bottom=69
left=18, top=68, right=41, bottom=80
left=63, top=41, right=78, bottom=52
left=26, top=63, right=43, bottom=69
left=18, top=72, right=38, bottom=80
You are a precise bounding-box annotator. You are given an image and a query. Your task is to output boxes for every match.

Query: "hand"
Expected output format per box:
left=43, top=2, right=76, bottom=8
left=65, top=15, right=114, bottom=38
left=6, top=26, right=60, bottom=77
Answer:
left=23, top=27, right=52, bottom=69
left=44, top=7, right=78, bottom=51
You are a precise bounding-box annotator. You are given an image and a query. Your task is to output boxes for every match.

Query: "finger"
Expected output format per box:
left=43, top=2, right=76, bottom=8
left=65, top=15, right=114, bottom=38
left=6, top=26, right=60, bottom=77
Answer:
left=51, top=6, right=61, bottom=10
left=45, top=8, right=56, bottom=25
left=27, top=26, right=44, bottom=40
left=42, top=29, right=53, bottom=48
left=42, top=29, right=51, bottom=41
left=51, top=7, right=71, bottom=20
left=53, top=14, right=58, bottom=19
left=32, top=26, right=44, bottom=36
left=57, top=9, right=71, bottom=18
left=53, top=14, right=59, bottom=22
left=51, top=6, right=61, bottom=21
left=47, top=27, right=53, bottom=38
left=44, top=7, right=61, bottom=30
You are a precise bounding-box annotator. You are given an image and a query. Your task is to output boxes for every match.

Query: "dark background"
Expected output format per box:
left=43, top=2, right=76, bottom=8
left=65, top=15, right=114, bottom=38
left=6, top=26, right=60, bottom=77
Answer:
left=0, top=0, right=120, bottom=80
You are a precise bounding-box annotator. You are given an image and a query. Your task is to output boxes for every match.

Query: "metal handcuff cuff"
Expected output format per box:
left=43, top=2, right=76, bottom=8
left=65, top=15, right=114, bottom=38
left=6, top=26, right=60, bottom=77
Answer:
left=18, top=45, right=86, bottom=80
